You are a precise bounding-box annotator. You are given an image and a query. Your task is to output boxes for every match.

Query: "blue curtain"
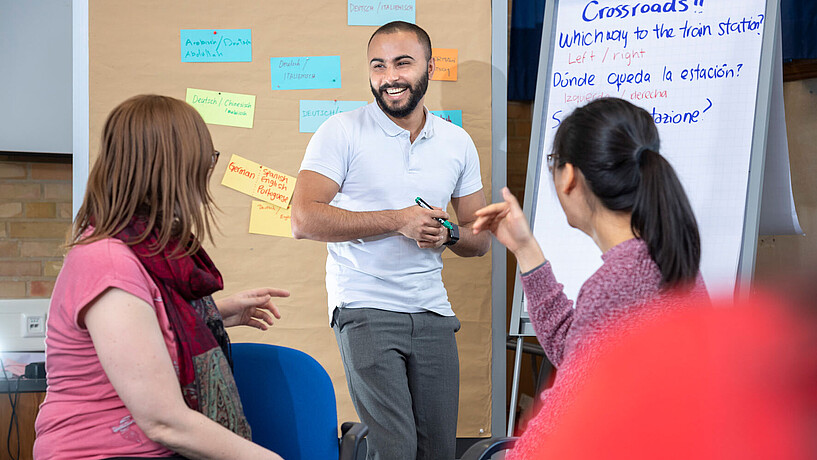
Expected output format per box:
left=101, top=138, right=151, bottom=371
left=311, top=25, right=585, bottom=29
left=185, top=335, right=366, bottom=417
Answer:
left=781, top=0, right=817, bottom=61
left=508, top=0, right=545, bottom=101
left=508, top=0, right=817, bottom=101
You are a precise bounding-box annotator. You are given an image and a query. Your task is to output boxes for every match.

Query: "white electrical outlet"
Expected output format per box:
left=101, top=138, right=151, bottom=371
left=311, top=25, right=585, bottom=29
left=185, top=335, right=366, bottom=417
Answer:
left=22, top=314, right=46, bottom=337
left=0, top=299, right=50, bottom=352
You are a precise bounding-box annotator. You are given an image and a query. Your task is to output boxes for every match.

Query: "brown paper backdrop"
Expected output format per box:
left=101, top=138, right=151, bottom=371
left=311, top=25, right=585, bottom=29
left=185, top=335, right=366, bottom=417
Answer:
left=89, top=0, right=493, bottom=436
left=755, top=79, right=817, bottom=281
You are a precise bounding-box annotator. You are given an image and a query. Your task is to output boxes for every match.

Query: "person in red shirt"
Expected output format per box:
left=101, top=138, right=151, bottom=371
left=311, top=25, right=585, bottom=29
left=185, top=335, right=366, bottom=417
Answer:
left=530, top=291, right=817, bottom=459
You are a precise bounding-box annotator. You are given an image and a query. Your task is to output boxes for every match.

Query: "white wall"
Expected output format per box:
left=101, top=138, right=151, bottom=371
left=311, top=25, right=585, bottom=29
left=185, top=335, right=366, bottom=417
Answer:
left=0, top=0, right=72, bottom=154
left=0, top=299, right=49, bottom=352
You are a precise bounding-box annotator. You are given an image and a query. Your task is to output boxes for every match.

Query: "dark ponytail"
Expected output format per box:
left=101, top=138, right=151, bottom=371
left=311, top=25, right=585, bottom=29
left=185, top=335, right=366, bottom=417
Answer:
left=631, top=149, right=701, bottom=287
left=552, top=98, right=700, bottom=287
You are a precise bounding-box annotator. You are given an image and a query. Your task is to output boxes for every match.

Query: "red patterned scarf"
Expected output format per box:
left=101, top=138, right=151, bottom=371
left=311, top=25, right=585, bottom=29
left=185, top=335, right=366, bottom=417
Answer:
left=113, top=216, right=251, bottom=439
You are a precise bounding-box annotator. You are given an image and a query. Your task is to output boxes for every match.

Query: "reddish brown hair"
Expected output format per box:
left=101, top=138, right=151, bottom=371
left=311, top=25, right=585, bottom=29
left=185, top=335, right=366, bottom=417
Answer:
left=71, top=94, right=217, bottom=257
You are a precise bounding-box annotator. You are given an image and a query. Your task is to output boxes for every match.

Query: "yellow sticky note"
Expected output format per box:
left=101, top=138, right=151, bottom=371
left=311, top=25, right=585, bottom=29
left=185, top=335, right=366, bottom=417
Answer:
left=221, top=154, right=296, bottom=208
left=249, top=201, right=293, bottom=238
left=431, top=49, right=458, bottom=81
left=186, top=88, right=256, bottom=128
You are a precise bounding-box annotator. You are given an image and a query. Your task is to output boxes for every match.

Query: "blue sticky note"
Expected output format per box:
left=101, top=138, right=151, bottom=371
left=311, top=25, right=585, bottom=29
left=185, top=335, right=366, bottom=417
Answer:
left=431, top=110, right=463, bottom=128
left=300, top=100, right=368, bottom=133
left=271, top=56, right=342, bottom=90
left=181, top=29, right=252, bottom=63
left=348, top=0, right=416, bottom=26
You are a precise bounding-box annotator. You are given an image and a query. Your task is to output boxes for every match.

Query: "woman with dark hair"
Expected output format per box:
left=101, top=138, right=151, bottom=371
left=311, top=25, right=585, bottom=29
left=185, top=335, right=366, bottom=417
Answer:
left=473, top=97, right=708, bottom=453
left=34, top=95, right=287, bottom=460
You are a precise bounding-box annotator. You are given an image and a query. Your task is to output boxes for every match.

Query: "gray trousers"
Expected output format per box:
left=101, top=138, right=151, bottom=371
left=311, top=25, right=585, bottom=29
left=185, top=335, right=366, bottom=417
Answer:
left=333, top=307, right=461, bottom=460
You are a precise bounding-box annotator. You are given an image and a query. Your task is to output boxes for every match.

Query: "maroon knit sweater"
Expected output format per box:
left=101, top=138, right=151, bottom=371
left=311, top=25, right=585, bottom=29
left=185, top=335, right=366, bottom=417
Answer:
left=508, top=238, right=708, bottom=459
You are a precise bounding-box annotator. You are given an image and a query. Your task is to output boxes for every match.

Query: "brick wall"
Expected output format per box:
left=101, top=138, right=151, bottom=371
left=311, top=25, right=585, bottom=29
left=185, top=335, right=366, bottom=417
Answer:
left=505, top=101, right=546, bottom=420
left=505, top=100, right=534, bottom=307
left=507, top=101, right=534, bottom=203
left=0, top=158, right=72, bottom=298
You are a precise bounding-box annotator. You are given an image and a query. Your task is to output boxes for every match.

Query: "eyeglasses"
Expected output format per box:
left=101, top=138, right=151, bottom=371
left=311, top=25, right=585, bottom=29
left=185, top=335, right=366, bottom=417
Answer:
left=546, top=153, right=556, bottom=171
left=212, top=150, right=220, bottom=167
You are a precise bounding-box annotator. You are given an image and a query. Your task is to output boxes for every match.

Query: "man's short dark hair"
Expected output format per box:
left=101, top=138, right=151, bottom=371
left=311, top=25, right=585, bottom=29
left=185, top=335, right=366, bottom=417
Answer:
left=368, top=21, right=432, bottom=62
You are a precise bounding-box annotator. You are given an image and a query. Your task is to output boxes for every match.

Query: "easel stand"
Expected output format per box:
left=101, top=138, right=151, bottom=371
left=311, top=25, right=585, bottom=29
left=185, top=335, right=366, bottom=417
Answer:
left=507, top=336, right=524, bottom=437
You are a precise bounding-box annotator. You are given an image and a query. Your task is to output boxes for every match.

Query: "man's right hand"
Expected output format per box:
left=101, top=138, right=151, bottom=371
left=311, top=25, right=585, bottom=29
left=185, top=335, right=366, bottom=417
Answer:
left=397, top=205, right=450, bottom=247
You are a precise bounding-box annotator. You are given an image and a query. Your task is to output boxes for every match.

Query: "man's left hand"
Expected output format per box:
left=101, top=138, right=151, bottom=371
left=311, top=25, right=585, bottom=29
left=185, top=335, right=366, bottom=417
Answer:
left=416, top=224, right=448, bottom=249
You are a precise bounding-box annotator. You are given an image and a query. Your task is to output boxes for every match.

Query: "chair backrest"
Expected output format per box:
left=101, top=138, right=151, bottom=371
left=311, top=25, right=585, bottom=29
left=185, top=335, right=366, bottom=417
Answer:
left=232, top=342, right=340, bottom=460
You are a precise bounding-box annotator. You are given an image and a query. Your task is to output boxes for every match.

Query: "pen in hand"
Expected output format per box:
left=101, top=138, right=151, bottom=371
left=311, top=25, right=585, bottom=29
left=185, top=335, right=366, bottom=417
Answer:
left=415, top=197, right=453, bottom=230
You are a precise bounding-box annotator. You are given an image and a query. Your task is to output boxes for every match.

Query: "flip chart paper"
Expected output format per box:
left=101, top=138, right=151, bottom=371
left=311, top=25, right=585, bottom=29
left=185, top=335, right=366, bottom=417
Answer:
left=221, top=154, right=296, bottom=208
left=186, top=88, right=256, bottom=128
left=431, top=48, right=458, bottom=81
left=299, top=100, right=368, bottom=133
left=532, top=0, right=768, bottom=300
left=348, top=0, right=415, bottom=26
left=249, top=201, right=293, bottom=238
left=758, top=31, right=802, bottom=236
left=430, top=110, right=463, bottom=128
left=271, top=56, right=342, bottom=90
left=180, top=29, right=252, bottom=62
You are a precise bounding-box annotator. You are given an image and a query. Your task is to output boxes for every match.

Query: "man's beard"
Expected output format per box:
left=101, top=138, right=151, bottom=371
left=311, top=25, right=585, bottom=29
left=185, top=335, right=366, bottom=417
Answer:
left=370, top=72, right=429, bottom=119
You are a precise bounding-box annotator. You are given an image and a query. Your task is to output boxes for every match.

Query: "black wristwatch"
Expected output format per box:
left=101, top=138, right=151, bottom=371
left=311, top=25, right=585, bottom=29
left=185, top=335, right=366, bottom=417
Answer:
left=443, top=223, right=459, bottom=246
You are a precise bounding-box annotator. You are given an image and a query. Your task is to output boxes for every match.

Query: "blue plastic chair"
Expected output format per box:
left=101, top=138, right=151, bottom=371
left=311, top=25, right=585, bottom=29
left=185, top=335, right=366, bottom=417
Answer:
left=231, top=342, right=367, bottom=460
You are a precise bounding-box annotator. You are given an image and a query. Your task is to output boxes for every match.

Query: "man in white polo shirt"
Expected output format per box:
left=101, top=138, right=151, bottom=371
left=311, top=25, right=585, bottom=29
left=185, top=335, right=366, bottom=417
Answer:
left=291, top=21, right=490, bottom=460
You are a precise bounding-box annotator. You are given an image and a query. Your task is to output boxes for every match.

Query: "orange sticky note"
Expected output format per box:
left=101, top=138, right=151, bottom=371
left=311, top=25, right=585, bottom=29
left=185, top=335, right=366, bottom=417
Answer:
left=431, top=48, right=458, bottom=81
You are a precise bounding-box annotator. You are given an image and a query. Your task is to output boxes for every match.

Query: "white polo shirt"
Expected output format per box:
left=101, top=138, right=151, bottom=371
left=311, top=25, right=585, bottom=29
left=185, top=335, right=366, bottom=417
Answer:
left=300, top=102, right=483, bottom=319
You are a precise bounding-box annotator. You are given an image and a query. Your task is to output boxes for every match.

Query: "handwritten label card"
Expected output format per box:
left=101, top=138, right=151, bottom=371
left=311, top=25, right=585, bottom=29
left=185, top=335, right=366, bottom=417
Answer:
left=180, top=29, right=252, bottom=63
left=186, top=88, right=256, bottom=128
left=348, top=0, right=416, bottom=26
left=249, top=201, right=293, bottom=238
left=430, top=110, right=463, bottom=128
left=271, top=56, right=342, bottom=90
left=300, top=100, right=368, bottom=133
left=221, top=154, right=296, bottom=208
left=431, top=48, right=458, bottom=81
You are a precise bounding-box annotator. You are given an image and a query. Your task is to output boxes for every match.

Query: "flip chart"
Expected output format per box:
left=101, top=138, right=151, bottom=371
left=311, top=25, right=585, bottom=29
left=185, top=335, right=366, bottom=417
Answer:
left=532, top=0, right=770, bottom=300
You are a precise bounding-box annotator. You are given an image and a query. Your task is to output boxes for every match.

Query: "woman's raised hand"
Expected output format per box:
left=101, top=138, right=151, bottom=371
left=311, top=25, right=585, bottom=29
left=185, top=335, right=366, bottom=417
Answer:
left=473, top=187, right=546, bottom=272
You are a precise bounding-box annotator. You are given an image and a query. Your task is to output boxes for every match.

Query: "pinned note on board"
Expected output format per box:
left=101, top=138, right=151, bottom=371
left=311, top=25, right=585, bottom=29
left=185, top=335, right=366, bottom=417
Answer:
left=249, top=201, right=293, bottom=238
left=271, top=56, right=342, bottom=90
left=300, top=100, right=368, bottom=133
left=221, top=154, right=296, bottom=208
left=348, top=0, right=415, bottom=26
left=186, top=88, right=256, bottom=128
left=180, top=29, right=252, bottom=62
left=431, top=48, right=458, bottom=81
left=430, top=110, right=463, bottom=128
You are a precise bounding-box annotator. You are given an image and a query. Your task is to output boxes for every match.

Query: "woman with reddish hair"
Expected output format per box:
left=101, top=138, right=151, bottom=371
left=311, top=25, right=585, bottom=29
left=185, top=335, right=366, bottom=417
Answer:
left=35, top=95, right=288, bottom=460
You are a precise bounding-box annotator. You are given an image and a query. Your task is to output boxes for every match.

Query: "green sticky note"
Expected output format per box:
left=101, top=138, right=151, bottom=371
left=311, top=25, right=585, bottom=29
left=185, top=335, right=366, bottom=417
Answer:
left=185, top=88, right=256, bottom=129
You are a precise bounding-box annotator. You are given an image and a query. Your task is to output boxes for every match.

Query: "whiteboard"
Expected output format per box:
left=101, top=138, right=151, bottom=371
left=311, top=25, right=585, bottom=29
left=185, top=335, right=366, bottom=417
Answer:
left=511, top=0, right=780, bottom=334
left=0, top=0, right=72, bottom=154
